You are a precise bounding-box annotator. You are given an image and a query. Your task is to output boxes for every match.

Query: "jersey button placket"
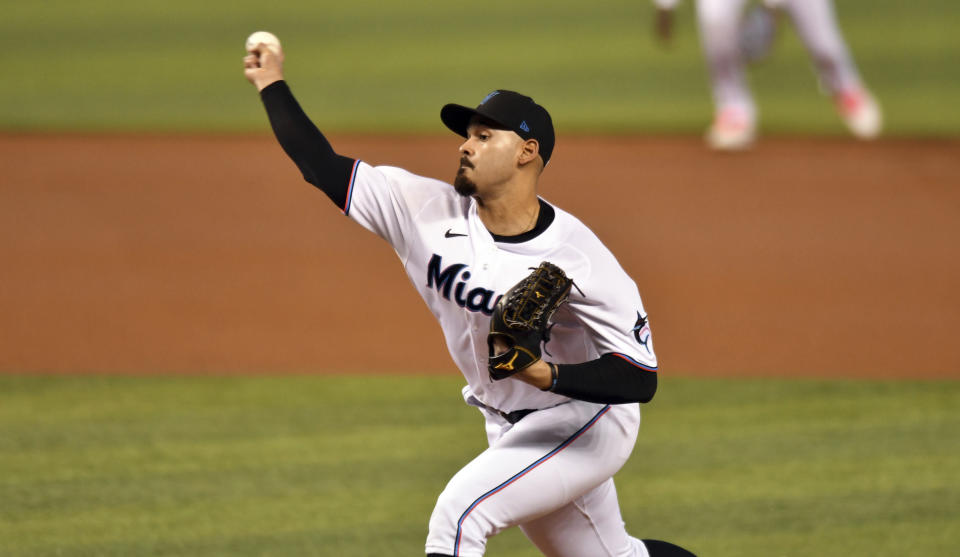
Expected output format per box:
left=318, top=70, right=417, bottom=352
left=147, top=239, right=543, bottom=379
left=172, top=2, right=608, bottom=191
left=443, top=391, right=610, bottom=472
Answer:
left=470, top=243, right=499, bottom=378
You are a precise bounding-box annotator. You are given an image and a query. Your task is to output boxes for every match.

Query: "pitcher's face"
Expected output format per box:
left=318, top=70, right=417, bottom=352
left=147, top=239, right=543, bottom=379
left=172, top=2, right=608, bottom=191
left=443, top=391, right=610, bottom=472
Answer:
left=453, top=119, right=525, bottom=198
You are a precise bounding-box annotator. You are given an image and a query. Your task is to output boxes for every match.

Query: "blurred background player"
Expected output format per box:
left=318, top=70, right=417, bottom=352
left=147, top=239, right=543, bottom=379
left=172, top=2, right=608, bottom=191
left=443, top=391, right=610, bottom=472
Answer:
left=653, top=0, right=883, bottom=150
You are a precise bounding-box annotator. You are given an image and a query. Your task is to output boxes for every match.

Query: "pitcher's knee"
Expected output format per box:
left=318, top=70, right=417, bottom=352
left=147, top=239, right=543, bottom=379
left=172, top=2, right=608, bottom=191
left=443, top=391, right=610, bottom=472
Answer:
left=426, top=487, right=499, bottom=556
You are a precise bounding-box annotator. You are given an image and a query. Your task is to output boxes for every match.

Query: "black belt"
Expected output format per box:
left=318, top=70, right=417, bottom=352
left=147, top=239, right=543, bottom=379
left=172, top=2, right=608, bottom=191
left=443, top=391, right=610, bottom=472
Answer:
left=466, top=394, right=541, bottom=424
left=494, top=408, right=537, bottom=424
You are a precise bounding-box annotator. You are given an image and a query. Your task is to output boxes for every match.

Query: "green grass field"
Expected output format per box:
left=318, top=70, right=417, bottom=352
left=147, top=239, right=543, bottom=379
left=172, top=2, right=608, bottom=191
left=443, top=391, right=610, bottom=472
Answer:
left=1, top=374, right=957, bottom=556
left=1, top=0, right=958, bottom=134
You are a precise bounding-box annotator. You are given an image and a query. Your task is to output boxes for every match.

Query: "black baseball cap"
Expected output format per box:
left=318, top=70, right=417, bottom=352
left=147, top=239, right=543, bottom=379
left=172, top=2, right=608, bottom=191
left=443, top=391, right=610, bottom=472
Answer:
left=441, top=90, right=555, bottom=165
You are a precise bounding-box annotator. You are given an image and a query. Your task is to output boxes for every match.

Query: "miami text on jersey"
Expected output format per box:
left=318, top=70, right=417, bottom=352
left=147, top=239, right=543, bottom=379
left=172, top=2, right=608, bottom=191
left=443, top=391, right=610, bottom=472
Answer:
left=426, top=254, right=502, bottom=315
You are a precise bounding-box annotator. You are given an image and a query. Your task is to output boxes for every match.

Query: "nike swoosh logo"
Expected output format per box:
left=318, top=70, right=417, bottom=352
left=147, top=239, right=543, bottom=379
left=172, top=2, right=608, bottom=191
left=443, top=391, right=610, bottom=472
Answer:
left=445, top=229, right=468, bottom=238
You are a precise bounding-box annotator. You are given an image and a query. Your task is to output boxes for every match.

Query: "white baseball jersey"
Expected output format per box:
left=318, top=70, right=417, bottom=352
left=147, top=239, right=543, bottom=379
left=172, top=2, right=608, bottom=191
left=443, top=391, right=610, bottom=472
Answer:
left=340, top=160, right=659, bottom=556
left=344, top=161, right=657, bottom=414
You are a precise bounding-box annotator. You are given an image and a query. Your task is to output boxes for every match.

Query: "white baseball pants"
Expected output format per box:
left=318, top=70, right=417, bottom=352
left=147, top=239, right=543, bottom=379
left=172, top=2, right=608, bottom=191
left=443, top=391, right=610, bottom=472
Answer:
left=425, top=400, right=649, bottom=557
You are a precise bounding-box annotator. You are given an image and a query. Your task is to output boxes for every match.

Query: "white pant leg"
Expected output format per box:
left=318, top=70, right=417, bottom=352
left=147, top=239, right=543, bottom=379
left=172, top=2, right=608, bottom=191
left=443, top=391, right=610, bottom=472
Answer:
left=696, top=0, right=755, bottom=117
left=783, top=0, right=863, bottom=93
left=520, top=478, right=649, bottom=557
left=425, top=401, right=641, bottom=557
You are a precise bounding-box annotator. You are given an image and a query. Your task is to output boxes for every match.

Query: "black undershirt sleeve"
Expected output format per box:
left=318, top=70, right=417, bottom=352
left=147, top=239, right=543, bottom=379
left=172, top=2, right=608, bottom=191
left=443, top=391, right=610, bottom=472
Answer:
left=551, top=353, right=658, bottom=404
left=259, top=80, right=356, bottom=210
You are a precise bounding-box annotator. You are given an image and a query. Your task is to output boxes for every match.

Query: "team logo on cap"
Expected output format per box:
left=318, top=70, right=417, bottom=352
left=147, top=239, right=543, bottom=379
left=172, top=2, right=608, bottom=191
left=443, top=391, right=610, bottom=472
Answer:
left=519, top=121, right=530, bottom=132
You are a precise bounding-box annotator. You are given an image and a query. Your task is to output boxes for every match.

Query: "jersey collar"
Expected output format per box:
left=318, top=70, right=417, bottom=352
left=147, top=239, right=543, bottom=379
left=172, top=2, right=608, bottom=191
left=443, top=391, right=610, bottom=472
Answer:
left=490, top=199, right=555, bottom=244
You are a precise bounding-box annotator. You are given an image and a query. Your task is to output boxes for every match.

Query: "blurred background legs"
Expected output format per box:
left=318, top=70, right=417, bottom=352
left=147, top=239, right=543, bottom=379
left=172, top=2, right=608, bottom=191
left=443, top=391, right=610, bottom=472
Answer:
left=697, top=0, right=882, bottom=149
left=782, top=0, right=882, bottom=139
left=697, top=0, right=757, bottom=150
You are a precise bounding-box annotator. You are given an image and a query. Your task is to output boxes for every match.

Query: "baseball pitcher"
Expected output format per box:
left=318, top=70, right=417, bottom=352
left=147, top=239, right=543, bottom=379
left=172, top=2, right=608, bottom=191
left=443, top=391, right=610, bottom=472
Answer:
left=244, top=39, right=696, bottom=557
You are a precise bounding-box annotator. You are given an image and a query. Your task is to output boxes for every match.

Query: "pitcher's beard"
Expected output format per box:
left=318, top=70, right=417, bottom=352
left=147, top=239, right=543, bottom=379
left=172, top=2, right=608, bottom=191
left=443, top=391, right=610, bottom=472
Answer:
left=453, top=173, right=477, bottom=197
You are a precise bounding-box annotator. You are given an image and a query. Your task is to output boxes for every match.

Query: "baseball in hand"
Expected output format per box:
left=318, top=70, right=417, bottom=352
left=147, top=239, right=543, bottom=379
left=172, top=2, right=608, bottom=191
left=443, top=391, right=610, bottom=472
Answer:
left=245, top=31, right=281, bottom=54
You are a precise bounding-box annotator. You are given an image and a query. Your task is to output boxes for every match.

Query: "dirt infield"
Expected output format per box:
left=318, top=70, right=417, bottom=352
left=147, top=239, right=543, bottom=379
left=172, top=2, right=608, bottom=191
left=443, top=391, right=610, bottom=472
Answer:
left=1, top=134, right=957, bottom=378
